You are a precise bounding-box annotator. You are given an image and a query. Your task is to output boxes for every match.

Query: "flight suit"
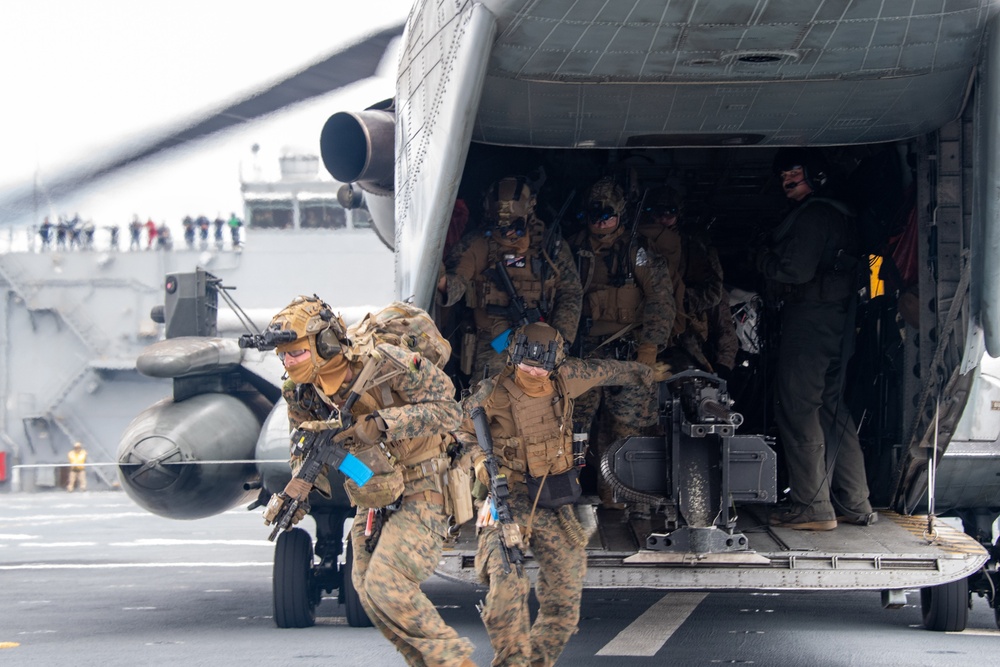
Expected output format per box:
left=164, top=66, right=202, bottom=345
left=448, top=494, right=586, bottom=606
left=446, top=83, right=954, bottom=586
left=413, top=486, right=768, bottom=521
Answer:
left=285, top=342, right=474, bottom=667
left=756, top=195, right=873, bottom=521
left=569, top=227, right=674, bottom=466
left=439, top=219, right=583, bottom=383
left=456, top=358, right=656, bottom=667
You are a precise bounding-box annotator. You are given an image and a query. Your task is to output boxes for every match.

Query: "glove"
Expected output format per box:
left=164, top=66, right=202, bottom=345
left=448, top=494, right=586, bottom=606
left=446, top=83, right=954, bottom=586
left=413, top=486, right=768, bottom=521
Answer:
left=333, top=413, right=387, bottom=447
left=298, top=419, right=339, bottom=433
left=290, top=501, right=310, bottom=526
left=262, top=495, right=310, bottom=526
left=473, top=458, right=490, bottom=487
left=283, top=477, right=313, bottom=501
left=651, top=361, right=673, bottom=383
left=635, top=342, right=658, bottom=367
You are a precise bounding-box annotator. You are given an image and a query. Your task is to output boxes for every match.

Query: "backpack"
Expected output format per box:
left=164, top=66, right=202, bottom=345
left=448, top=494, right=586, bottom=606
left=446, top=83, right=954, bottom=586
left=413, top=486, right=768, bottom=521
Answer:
left=346, top=302, right=452, bottom=369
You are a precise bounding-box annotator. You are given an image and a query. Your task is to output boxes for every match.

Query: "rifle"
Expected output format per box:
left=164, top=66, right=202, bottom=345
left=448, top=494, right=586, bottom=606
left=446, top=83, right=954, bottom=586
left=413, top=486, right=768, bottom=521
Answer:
left=486, top=260, right=543, bottom=353
left=264, top=359, right=380, bottom=541
left=537, top=189, right=577, bottom=314
left=470, top=406, right=525, bottom=576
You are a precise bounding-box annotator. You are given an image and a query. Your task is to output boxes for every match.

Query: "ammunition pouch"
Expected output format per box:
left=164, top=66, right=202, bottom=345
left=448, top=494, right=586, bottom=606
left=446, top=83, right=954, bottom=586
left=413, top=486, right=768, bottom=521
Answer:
left=344, top=468, right=404, bottom=509
left=585, top=283, right=643, bottom=325
left=526, top=468, right=582, bottom=509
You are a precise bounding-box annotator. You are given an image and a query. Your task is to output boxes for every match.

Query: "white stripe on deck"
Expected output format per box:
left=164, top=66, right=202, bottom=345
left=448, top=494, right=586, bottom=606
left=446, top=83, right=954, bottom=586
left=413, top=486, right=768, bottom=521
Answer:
left=596, top=592, right=707, bottom=657
left=0, top=562, right=271, bottom=570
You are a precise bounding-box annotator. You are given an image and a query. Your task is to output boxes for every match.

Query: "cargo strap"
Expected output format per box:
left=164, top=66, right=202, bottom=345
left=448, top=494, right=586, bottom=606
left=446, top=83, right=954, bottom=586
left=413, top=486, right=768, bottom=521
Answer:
left=401, top=455, right=449, bottom=483
left=404, top=490, right=445, bottom=505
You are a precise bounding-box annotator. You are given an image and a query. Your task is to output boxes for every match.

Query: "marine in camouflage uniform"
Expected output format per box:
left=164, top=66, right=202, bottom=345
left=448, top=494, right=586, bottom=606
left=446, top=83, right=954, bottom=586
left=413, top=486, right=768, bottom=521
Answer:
left=269, top=296, right=476, bottom=667
left=756, top=149, right=874, bottom=531
left=568, top=178, right=674, bottom=505
left=438, top=176, right=582, bottom=384
left=636, top=186, right=726, bottom=372
left=455, top=323, right=657, bottom=667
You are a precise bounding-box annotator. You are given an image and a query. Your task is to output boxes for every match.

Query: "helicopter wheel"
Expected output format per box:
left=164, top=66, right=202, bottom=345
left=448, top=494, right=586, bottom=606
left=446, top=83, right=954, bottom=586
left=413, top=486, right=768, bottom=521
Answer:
left=273, top=527, right=319, bottom=628
left=920, top=577, right=969, bottom=632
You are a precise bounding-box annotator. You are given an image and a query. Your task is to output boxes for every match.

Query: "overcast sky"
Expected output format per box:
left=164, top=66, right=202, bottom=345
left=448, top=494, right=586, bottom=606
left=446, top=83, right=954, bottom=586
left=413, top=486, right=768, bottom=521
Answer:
left=0, top=0, right=409, bottom=227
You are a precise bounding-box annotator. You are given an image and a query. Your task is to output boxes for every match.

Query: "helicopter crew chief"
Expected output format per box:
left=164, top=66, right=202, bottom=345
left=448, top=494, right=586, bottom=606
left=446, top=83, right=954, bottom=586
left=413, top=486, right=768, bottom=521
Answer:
left=756, top=148, right=875, bottom=531
left=456, top=322, right=661, bottom=667
left=267, top=295, right=476, bottom=667
left=568, top=177, right=674, bottom=506
left=437, top=176, right=582, bottom=383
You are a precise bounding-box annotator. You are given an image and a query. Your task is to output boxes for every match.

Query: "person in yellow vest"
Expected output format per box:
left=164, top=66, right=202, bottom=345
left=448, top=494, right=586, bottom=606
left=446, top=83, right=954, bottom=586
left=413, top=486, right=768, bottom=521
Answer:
left=66, top=442, right=87, bottom=492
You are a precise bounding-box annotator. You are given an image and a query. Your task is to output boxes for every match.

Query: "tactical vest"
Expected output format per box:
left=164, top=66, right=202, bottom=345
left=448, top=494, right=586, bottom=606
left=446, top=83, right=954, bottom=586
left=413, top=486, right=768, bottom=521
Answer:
left=638, top=223, right=687, bottom=338
left=472, top=221, right=555, bottom=335
left=577, top=237, right=645, bottom=333
left=492, top=374, right=574, bottom=478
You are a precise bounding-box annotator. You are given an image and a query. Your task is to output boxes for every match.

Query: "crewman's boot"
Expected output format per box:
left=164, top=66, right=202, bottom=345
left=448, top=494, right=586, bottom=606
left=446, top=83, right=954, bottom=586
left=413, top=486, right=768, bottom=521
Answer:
left=769, top=504, right=837, bottom=531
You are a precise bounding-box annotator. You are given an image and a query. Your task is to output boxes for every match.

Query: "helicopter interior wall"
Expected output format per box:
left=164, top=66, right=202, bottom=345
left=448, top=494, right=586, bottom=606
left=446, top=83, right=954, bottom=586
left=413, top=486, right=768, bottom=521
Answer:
left=450, top=139, right=919, bottom=508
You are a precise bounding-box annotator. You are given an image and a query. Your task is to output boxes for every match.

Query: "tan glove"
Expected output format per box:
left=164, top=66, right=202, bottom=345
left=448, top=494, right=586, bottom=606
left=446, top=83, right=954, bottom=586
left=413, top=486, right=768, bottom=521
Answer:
left=635, top=342, right=658, bottom=367
left=290, top=502, right=309, bottom=526
left=283, top=477, right=313, bottom=501
left=298, top=419, right=339, bottom=433
left=473, top=458, right=490, bottom=487
left=333, top=413, right=387, bottom=447
left=651, top=361, right=673, bottom=383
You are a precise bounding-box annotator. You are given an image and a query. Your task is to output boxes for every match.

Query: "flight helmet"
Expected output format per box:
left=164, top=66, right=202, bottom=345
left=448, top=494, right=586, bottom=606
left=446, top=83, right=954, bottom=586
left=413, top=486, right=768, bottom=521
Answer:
left=508, top=322, right=565, bottom=371
left=772, top=147, right=829, bottom=191
left=484, top=176, right=535, bottom=238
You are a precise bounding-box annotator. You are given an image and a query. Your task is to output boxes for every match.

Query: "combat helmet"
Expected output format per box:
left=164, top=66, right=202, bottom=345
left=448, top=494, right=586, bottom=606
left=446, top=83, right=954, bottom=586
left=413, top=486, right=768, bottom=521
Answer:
left=644, top=185, right=683, bottom=219
left=484, top=176, right=536, bottom=237
left=508, top=322, right=565, bottom=372
left=268, top=295, right=349, bottom=361
left=772, top=147, right=829, bottom=191
left=585, top=177, right=626, bottom=221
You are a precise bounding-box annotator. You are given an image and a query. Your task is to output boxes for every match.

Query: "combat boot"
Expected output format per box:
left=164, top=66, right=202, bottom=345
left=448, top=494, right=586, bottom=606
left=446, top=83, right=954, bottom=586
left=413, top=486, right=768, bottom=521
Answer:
left=769, top=504, right=837, bottom=531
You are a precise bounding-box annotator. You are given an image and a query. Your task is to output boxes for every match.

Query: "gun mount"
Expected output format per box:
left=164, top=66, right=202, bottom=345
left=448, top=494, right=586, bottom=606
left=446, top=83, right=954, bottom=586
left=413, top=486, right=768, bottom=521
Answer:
left=601, top=370, right=776, bottom=555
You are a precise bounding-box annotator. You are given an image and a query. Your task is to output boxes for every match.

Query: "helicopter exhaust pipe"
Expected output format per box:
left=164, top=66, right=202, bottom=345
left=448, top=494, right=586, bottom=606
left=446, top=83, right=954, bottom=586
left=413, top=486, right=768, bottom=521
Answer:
left=320, top=109, right=395, bottom=195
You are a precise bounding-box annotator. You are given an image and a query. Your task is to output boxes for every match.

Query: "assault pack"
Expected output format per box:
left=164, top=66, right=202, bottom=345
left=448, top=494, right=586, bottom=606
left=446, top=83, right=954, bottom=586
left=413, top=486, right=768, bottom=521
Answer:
left=346, top=301, right=452, bottom=369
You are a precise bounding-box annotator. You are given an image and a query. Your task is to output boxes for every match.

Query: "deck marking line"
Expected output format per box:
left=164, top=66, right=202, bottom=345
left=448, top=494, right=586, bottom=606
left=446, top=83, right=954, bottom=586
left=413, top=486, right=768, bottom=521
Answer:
left=596, top=592, right=707, bottom=656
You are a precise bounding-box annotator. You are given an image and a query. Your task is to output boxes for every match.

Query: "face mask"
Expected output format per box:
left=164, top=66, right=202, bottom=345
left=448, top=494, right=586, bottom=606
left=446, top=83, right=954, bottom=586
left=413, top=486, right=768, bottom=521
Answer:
left=315, top=353, right=350, bottom=396
left=513, top=367, right=554, bottom=397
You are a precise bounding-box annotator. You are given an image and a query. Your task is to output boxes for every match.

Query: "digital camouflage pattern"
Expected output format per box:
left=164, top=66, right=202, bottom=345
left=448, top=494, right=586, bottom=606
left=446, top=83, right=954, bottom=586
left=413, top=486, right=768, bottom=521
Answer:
left=475, top=493, right=585, bottom=667
left=283, top=339, right=473, bottom=666
left=455, top=357, right=654, bottom=666
left=351, top=501, right=475, bottom=667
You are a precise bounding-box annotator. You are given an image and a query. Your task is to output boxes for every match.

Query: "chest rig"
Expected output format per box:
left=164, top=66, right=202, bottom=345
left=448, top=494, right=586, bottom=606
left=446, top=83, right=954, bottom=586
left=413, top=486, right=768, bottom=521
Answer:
left=494, top=374, right=574, bottom=478
left=473, top=221, right=555, bottom=330
left=577, top=236, right=644, bottom=327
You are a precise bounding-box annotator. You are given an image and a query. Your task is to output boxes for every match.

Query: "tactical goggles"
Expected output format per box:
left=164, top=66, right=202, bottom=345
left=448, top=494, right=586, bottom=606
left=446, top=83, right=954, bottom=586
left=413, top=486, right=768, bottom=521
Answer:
left=277, top=348, right=309, bottom=363
left=486, top=216, right=527, bottom=237
left=644, top=204, right=679, bottom=217
left=584, top=204, right=618, bottom=222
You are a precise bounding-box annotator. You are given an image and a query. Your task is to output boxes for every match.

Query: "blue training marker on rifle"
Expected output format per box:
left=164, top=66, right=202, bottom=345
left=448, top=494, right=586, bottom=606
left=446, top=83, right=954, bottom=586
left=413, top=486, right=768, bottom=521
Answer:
left=339, top=453, right=374, bottom=486
left=491, top=329, right=512, bottom=353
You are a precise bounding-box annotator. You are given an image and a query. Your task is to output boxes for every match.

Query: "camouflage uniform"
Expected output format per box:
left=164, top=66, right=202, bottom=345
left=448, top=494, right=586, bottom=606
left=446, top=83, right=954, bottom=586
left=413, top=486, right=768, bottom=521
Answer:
left=569, top=227, right=674, bottom=444
left=757, top=194, right=872, bottom=523
left=705, top=287, right=740, bottom=376
left=438, top=180, right=583, bottom=384
left=286, top=342, right=474, bottom=667
left=456, top=357, right=655, bottom=667
left=638, top=208, right=725, bottom=371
